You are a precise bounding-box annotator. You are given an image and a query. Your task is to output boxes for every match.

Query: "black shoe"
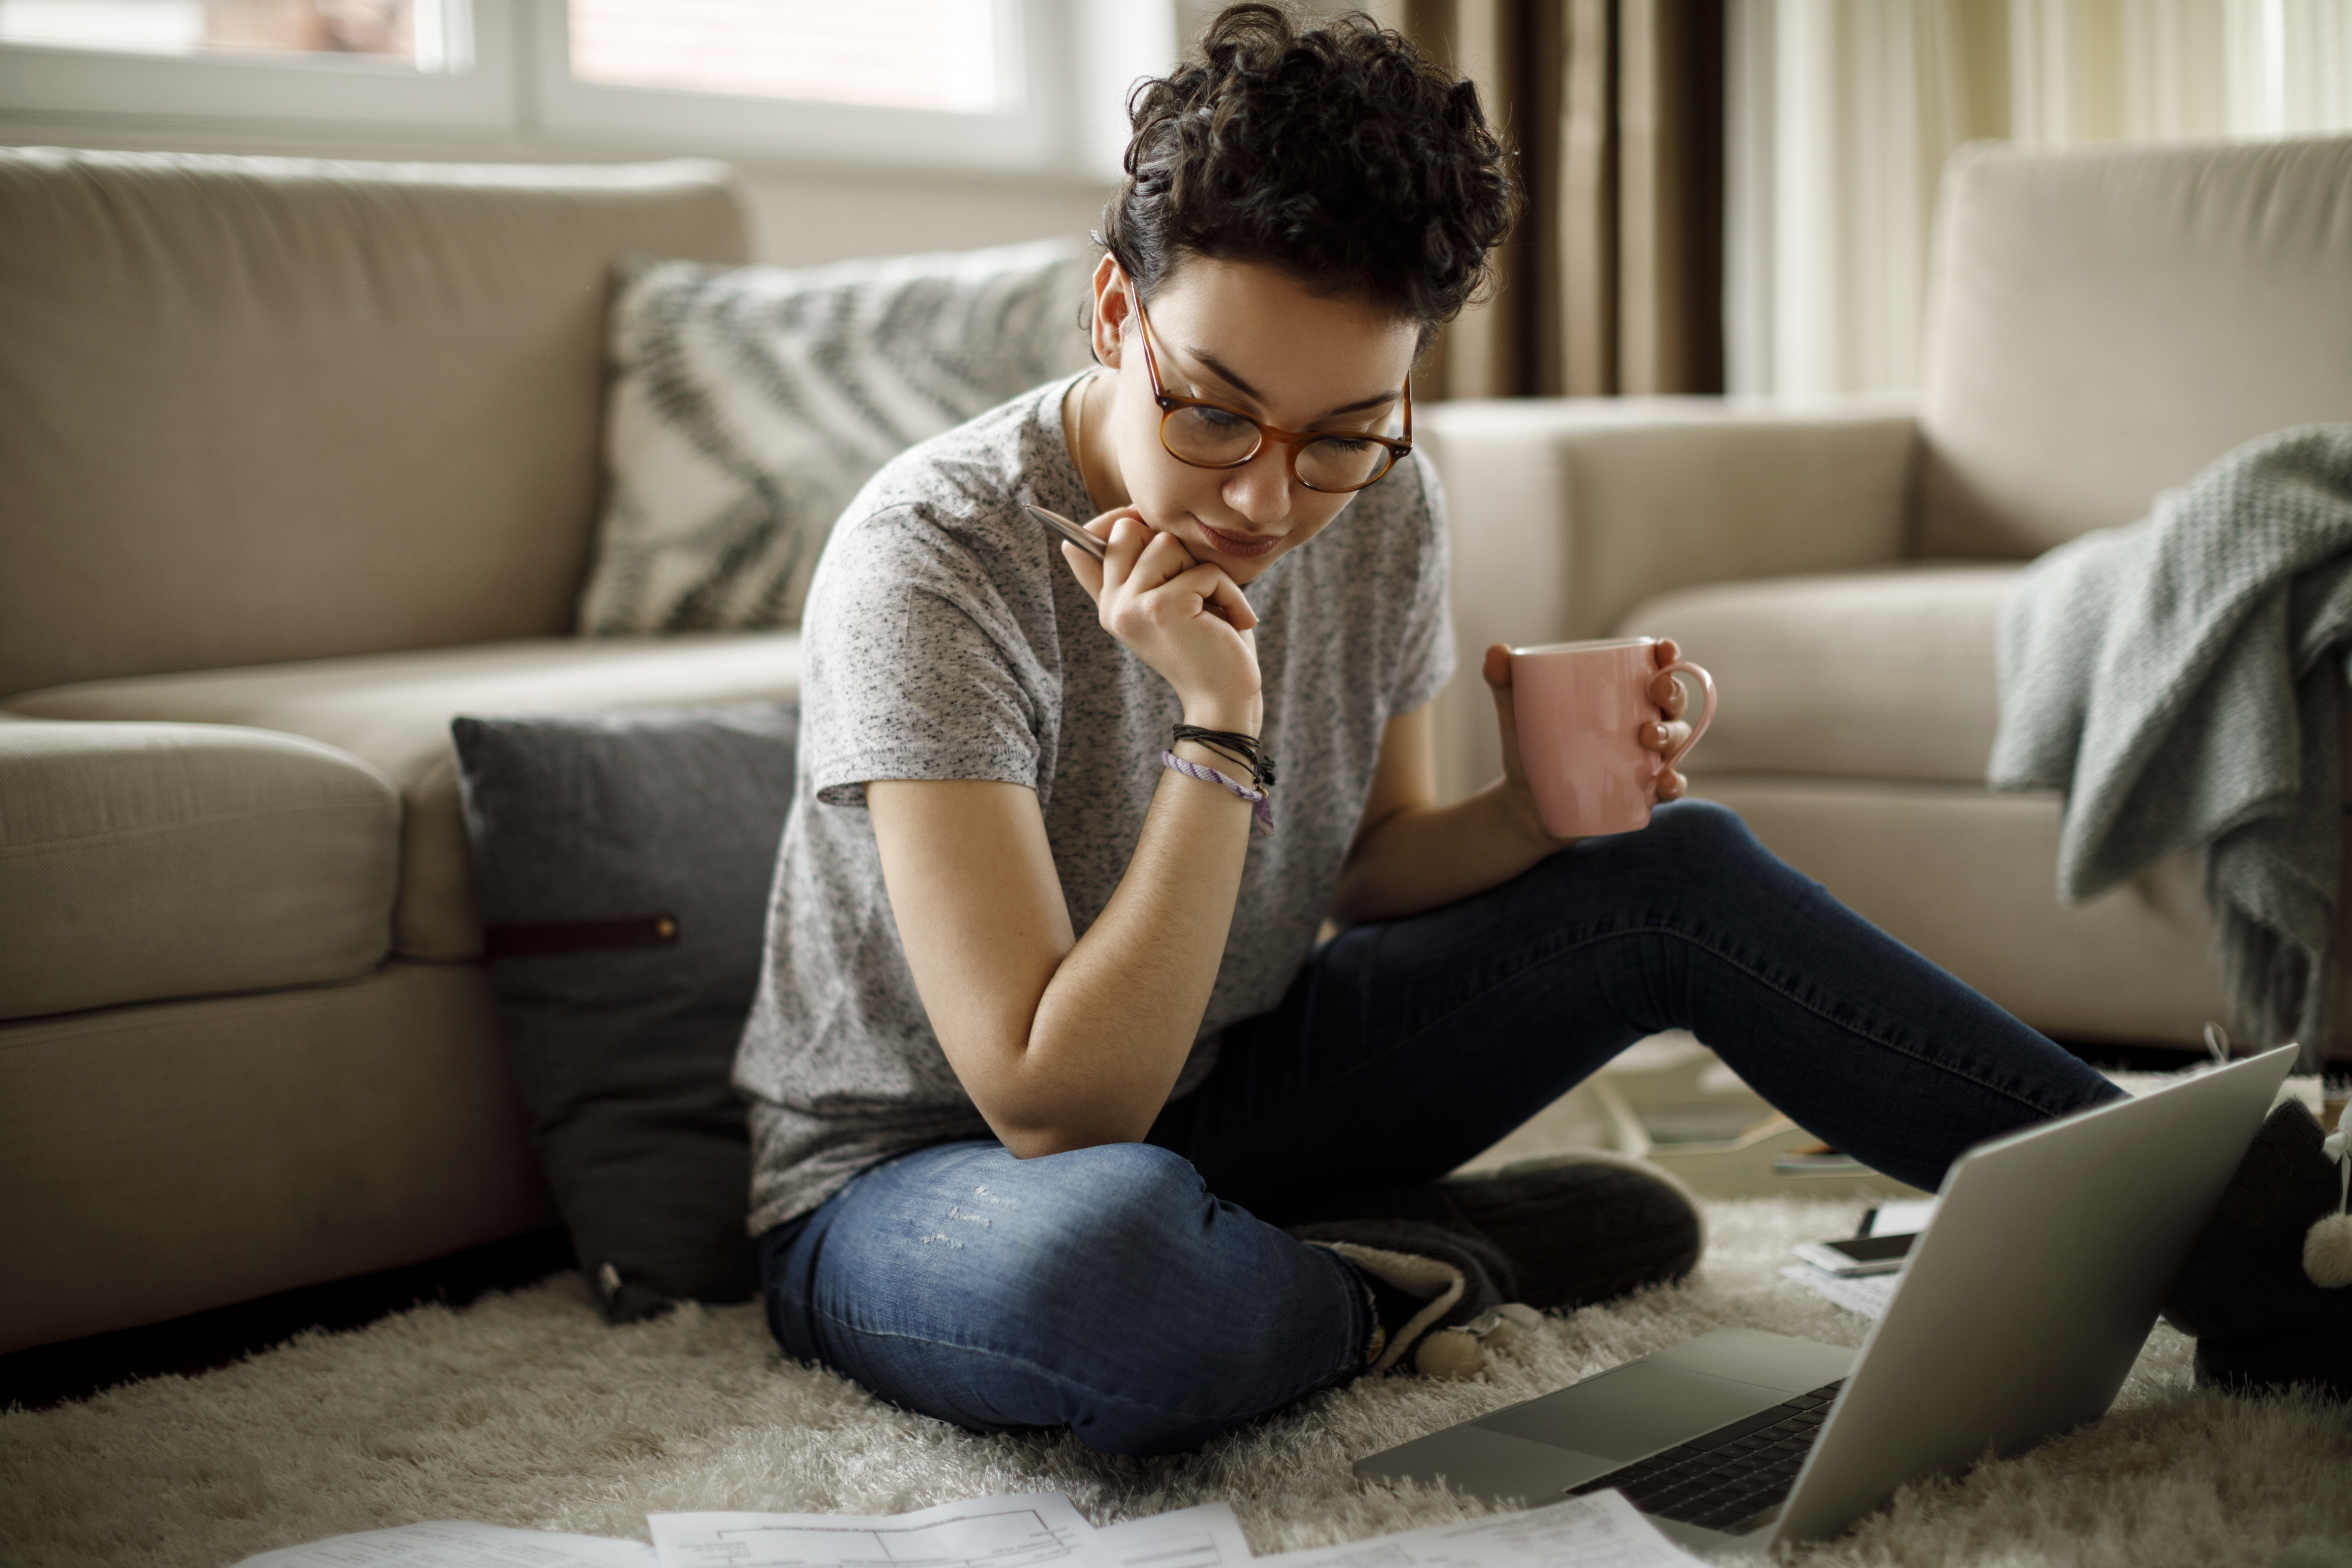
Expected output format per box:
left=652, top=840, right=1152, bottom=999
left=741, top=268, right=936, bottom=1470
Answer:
left=1297, top=1152, right=1705, bottom=1312
left=1289, top=1216, right=1533, bottom=1378
left=2164, top=1099, right=2352, bottom=1400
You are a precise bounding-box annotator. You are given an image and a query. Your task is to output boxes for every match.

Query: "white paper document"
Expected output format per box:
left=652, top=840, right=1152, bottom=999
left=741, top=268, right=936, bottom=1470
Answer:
left=229, top=1520, right=658, bottom=1567
left=1780, top=1262, right=1900, bottom=1319
left=649, top=1492, right=1101, bottom=1568
left=1092, top=1503, right=1253, bottom=1568
left=1862, top=1199, right=1938, bottom=1237
left=1265, top=1491, right=1706, bottom=1568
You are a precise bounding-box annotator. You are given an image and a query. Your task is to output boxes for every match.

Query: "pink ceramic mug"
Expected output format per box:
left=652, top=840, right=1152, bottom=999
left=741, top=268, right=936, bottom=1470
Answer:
left=1510, top=637, right=1717, bottom=838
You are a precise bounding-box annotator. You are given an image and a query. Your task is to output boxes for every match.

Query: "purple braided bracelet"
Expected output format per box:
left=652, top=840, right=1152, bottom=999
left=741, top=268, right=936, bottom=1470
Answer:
left=1162, top=750, right=1275, bottom=834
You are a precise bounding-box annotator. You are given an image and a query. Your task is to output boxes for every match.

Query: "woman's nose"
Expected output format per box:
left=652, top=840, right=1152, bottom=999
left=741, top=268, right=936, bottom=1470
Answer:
left=1220, top=443, right=1294, bottom=526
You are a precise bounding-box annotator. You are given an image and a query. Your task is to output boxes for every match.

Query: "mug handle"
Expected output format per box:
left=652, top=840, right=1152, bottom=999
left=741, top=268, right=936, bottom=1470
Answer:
left=1658, top=660, right=1717, bottom=774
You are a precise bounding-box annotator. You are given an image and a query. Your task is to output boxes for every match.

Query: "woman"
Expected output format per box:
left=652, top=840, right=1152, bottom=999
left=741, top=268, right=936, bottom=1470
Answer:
left=735, top=6, right=2124, bottom=1454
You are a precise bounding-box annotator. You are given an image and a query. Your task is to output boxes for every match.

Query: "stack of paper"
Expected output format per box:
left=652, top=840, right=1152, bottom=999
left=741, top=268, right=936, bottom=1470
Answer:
left=231, top=1487, right=1706, bottom=1568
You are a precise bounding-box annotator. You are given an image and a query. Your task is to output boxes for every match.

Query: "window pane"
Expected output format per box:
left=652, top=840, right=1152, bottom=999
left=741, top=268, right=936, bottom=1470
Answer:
left=568, top=0, right=1004, bottom=114
left=0, top=0, right=466, bottom=71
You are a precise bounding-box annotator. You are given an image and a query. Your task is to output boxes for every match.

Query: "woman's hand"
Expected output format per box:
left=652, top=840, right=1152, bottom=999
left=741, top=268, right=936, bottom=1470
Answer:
left=1482, top=637, right=1694, bottom=847
left=1062, top=508, right=1263, bottom=729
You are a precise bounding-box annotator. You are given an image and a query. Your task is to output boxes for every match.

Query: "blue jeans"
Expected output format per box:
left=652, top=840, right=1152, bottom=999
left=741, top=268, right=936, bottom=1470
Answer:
left=760, top=800, right=2120, bottom=1454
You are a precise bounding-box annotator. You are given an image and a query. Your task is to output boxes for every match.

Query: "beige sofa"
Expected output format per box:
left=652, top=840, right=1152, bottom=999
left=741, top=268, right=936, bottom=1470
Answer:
left=5, top=134, right=2346, bottom=1358
left=1422, top=132, right=2352, bottom=1060
left=0, top=150, right=802, bottom=1355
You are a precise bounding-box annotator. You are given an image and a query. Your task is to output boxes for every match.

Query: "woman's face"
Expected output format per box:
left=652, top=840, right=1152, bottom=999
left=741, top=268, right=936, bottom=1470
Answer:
left=1085, top=253, right=1420, bottom=587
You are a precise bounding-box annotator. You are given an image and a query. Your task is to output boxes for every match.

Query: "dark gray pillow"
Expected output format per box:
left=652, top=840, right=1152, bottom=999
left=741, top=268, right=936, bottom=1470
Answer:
left=450, top=704, right=797, bottom=1323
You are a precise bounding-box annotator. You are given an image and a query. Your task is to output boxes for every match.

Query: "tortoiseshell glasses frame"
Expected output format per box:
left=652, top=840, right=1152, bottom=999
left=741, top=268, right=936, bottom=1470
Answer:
left=1132, top=296, right=1413, bottom=494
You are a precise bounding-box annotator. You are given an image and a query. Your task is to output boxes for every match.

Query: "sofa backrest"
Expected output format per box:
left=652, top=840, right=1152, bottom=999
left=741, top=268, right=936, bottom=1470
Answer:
left=0, top=150, right=750, bottom=699
left=1918, top=134, right=2352, bottom=560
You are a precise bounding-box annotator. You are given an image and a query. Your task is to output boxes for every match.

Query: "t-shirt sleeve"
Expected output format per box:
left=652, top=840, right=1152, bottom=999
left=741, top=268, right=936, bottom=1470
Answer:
left=1387, top=452, right=1458, bottom=716
left=803, top=504, right=1049, bottom=807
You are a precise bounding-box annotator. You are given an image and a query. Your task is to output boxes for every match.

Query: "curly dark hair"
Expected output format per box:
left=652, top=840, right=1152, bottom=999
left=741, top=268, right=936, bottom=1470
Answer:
left=1100, top=5, right=1517, bottom=343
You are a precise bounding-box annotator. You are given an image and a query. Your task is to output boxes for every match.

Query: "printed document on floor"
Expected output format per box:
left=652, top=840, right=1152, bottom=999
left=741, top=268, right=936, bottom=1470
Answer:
left=652, top=1492, right=1102, bottom=1568
left=1093, top=1502, right=1255, bottom=1568
left=1779, top=1263, right=1901, bottom=1320
left=648, top=1494, right=1251, bottom=1568
left=228, top=1519, right=657, bottom=1566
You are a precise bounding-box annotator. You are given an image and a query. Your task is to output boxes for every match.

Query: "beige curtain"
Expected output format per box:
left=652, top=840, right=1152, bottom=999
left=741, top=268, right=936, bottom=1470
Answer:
left=1728, top=0, right=2352, bottom=399
left=1402, top=0, right=1727, bottom=400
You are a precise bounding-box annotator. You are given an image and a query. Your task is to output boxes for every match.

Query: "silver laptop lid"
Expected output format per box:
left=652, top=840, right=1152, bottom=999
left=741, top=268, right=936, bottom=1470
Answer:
left=1771, top=1044, right=2296, bottom=1545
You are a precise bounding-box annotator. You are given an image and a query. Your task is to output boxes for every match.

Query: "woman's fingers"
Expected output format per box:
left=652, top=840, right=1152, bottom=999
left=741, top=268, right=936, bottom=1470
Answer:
left=1187, top=562, right=1259, bottom=632
left=1643, top=720, right=1693, bottom=754
left=1483, top=642, right=1513, bottom=691
left=1099, top=512, right=1155, bottom=588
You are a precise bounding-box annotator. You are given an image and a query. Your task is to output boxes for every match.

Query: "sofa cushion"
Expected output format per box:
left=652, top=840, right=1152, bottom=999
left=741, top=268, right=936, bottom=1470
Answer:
left=0, top=721, right=398, bottom=1021
left=5, top=635, right=801, bottom=960
left=1920, top=135, right=2352, bottom=559
left=576, top=237, right=1095, bottom=636
left=0, top=149, right=751, bottom=698
left=0, top=961, right=551, bottom=1353
left=452, top=705, right=799, bottom=1322
left=1614, top=564, right=2020, bottom=785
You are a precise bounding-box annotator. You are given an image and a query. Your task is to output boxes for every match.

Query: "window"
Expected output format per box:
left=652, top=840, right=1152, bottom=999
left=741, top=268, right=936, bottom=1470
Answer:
left=531, top=0, right=1064, bottom=170
left=566, top=1, right=1002, bottom=114
left=0, top=0, right=465, bottom=70
left=0, top=0, right=510, bottom=124
left=0, top=0, right=1169, bottom=173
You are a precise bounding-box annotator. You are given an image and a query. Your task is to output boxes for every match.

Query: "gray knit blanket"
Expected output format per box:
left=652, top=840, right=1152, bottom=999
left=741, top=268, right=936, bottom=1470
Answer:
left=1989, top=425, right=2352, bottom=1070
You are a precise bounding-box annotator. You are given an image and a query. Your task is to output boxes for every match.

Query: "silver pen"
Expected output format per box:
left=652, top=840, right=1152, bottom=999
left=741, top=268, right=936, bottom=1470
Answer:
left=1024, top=503, right=1107, bottom=560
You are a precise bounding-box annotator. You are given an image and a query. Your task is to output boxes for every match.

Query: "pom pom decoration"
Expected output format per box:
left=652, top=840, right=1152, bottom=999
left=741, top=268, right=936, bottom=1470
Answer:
left=2305, top=1127, right=2352, bottom=1289
left=2307, top=1214, right=2352, bottom=1288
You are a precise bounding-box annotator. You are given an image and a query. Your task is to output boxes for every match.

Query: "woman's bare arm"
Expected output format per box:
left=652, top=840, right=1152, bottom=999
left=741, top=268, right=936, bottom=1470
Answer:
left=869, top=509, right=1265, bottom=1158
left=869, top=763, right=1253, bottom=1158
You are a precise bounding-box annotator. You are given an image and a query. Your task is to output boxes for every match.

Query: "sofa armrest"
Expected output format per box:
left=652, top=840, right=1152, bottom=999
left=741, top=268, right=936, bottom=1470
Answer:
left=1420, top=396, right=1920, bottom=802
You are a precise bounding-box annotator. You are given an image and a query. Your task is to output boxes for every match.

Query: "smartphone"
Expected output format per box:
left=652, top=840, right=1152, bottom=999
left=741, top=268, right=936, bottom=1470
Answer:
left=1791, top=1232, right=1917, bottom=1277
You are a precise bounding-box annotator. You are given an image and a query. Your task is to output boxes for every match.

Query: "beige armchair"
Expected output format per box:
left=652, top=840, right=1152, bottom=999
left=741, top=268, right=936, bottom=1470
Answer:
left=1420, top=133, right=2352, bottom=1061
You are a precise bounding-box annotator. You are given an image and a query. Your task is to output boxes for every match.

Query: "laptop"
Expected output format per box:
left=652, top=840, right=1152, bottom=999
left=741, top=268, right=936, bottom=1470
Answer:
left=1355, top=1044, right=2296, bottom=1553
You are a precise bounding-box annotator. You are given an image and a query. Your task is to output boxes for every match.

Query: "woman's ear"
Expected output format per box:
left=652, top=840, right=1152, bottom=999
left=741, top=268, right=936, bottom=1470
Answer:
left=1089, top=254, right=1130, bottom=369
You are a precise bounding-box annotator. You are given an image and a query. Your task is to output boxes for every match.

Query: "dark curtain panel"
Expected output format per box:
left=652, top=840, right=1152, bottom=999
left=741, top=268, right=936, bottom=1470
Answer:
left=1404, top=0, right=1723, bottom=400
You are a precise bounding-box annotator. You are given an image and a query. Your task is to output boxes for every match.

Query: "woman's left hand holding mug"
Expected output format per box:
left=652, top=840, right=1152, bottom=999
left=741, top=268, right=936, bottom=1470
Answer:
left=1480, top=636, right=1695, bottom=849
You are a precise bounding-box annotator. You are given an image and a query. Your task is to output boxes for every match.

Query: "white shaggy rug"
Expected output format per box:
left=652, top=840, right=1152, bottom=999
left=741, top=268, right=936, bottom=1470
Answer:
left=7, top=1194, right=2350, bottom=1568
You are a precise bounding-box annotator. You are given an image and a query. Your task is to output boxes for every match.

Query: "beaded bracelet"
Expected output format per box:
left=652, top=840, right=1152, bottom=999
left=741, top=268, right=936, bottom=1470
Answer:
left=1162, top=750, right=1275, bottom=835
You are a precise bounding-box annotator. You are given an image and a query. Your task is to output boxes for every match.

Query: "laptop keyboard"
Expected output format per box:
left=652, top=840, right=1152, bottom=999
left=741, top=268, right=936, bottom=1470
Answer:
left=1563, top=1379, right=1846, bottom=1533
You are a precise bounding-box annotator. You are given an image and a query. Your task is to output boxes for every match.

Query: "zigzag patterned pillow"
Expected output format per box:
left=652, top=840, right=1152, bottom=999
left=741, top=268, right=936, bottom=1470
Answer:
left=578, top=237, right=1096, bottom=635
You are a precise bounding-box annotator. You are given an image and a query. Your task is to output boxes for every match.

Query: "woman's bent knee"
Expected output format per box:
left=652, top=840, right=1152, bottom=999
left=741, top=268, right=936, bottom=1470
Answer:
left=777, top=1140, right=1362, bottom=1454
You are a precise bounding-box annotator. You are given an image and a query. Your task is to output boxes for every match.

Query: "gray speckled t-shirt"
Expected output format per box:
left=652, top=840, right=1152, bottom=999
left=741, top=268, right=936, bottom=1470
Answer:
left=735, top=373, right=1454, bottom=1233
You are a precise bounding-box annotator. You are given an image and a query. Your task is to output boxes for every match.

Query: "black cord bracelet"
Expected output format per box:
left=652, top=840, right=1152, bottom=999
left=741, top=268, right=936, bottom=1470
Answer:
left=1171, top=724, right=1275, bottom=791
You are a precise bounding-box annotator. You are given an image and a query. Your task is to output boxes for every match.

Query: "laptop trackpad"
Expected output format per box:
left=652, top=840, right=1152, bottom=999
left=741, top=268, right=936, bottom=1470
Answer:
left=1476, top=1359, right=1789, bottom=1461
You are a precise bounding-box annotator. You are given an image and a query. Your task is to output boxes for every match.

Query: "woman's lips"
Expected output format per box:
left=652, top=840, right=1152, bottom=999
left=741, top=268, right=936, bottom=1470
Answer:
left=1198, top=519, right=1283, bottom=558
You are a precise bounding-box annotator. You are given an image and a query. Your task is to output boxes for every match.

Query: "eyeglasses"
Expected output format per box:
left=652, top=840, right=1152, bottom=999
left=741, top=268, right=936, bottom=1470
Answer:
left=1132, top=296, right=1412, bottom=494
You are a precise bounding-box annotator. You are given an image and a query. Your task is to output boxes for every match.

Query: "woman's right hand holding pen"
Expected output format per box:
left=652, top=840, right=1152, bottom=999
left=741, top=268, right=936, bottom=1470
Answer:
left=1062, top=508, right=1263, bottom=731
